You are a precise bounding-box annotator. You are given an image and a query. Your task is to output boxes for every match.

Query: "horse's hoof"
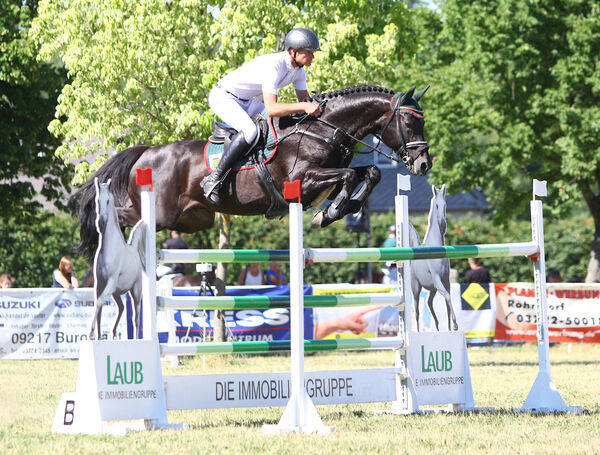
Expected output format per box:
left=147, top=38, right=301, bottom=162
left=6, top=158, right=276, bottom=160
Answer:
left=311, top=211, right=324, bottom=228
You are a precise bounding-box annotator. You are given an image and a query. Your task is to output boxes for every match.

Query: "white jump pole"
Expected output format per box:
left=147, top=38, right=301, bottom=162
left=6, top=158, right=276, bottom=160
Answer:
left=141, top=189, right=158, bottom=340
left=519, top=179, right=580, bottom=413
left=391, top=174, right=419, bottom=414
left=263, top=202, right=333, bottom=435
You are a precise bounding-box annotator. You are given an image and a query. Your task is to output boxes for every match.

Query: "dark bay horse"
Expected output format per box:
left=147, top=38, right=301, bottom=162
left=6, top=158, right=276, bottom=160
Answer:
left=76, top=85, right=432, bottom=258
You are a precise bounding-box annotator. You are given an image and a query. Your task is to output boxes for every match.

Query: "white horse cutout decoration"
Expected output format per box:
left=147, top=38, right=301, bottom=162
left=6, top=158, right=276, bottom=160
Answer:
left=89, top=178, right=146, bottom=340
left=409, top=184, right=458, bottom=331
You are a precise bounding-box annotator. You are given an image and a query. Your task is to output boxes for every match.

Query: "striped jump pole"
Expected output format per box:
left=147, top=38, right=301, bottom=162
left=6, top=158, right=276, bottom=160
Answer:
left=157, top=242, right=539, bottom=265
left=160, top=337, right=405, bottom=356
left=157, top=293, right=403, bottom=311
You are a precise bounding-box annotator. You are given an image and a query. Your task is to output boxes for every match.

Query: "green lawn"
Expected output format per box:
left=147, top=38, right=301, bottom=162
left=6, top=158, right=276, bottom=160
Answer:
left=1, top=343, right=599, bottom=454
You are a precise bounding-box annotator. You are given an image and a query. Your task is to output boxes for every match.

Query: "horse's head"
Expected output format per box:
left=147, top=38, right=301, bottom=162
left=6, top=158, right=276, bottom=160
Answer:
left=379, top=86, right=432, bottom=176
left=94, top=177, right=114, bottom=233
left=430, top=184, right=447, bottom=236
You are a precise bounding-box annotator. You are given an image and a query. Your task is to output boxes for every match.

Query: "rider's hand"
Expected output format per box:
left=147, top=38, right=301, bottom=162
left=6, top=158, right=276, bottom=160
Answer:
left=304, top=102, right=322, bottom=116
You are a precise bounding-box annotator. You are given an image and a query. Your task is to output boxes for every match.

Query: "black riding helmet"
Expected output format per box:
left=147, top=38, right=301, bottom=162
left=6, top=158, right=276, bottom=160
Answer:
left=284, top=28, right=321, bottom=52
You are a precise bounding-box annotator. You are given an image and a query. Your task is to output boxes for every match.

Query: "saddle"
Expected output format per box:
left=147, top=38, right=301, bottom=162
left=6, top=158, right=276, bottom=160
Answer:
left=204, top=113, right=289, bottom=218
left=208, top=114, right=270, bottom=152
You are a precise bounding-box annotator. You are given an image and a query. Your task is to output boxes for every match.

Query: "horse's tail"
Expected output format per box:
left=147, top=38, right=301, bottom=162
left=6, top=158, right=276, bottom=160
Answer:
left=128, top=219, right=147, bottom=272
left=72, top=146, right=149, bottom=260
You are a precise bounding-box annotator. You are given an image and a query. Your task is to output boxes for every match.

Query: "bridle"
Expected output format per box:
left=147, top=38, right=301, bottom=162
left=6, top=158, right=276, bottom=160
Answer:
left=373, top=92, right=430, bottom=167
left=270, top=92, right=429, bottom=167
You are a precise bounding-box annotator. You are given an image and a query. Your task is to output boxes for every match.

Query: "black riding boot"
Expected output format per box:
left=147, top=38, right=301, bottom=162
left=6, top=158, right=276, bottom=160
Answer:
left=201, top=132, right=252, bottom=204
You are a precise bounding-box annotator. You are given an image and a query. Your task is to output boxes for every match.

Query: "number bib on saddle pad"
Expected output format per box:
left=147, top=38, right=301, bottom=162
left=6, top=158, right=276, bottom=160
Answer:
left=203, top=112, right=279, bottom=172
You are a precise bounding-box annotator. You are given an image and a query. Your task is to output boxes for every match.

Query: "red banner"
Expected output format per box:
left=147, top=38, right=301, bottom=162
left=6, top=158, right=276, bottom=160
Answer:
left=494, top=283, right=600, bottom=343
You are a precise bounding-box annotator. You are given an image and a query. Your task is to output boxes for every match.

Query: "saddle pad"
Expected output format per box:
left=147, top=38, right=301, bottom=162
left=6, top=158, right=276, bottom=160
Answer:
left=204, top=112, right=278, bottom=172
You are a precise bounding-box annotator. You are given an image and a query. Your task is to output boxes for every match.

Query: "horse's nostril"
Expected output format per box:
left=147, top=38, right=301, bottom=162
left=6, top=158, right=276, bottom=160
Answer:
left=421, top=162, right=429, bottom=174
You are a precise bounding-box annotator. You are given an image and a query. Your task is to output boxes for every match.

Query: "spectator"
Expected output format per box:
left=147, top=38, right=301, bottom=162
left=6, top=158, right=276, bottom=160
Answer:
left=383, top=225, right=396, bottom=248
left=52, top=256, right=79, bottom=289
left=83, top=266, right=94, bottom=287
left=464, top=257, right=491, bottom=283
left=548, top=269, right=562, bottom=283
left=0, top=273, right=15, bottom=288
left=237, top=262, right=264, bottom=285
left=265, top=262, right=286, bottom=286
left=382, top=262, right=398, bottom=285
left=160, top=230, right=188, bottom=276
left=568, top=274, right=581, bottom=283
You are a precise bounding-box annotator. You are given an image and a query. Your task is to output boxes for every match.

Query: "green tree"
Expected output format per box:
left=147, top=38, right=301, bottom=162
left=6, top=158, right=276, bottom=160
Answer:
left=0, top=1, right=71, bottom=218
left=31, top=0, right=414, bottom=184
left=406, top=0, right=600, bottom=281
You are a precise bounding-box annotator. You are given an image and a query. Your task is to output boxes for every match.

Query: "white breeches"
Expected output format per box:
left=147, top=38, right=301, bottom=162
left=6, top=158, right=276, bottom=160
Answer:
left=208, top=86, right=265, bottom=143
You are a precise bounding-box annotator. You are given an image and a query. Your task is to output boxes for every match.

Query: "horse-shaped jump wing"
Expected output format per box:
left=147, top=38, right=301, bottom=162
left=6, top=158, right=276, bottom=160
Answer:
left=409, top=184, right=458, bottom=331
left=89, top=178, right=146, bottom=340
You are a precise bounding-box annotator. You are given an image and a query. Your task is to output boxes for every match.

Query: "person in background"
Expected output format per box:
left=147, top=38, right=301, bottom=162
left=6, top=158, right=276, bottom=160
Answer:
left=265, top=262, right=286, bottom=286
left=568, top=274, right=581, bottom=283
left=548, top=269, right=562, bottom=283
left=383, top=225, right=396, bottom=248
left=52, top=256, right=79, bottom=289
left=382, top=262, right=398, bottom=285
left=237, top=262, right=264, bottom=285
left=83, top=266, right=94, bottom=287
left=160, top=230, right=188, bottom=276
left=0, top=273, right=15, bottom=288
left=464, top=257, right=491, bottom=283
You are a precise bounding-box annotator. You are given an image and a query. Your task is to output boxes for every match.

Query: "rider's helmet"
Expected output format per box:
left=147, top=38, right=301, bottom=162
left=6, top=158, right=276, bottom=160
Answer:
left=284, top=28, right=321, bottom=52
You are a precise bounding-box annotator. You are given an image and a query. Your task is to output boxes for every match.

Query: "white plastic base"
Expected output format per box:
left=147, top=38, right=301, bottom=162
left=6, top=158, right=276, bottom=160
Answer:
left=262, top=392, right=334, bottom=435
left=515, top=370, right=582, bottom=414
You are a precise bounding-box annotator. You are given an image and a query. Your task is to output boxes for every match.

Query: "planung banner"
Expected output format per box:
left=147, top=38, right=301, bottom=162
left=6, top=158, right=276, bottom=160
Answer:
left=494, top=283, right=600, bottom=342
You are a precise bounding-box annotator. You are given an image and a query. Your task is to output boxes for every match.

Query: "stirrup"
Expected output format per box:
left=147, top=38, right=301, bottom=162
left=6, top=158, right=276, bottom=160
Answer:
left=201, top=175, right=221, bottom=203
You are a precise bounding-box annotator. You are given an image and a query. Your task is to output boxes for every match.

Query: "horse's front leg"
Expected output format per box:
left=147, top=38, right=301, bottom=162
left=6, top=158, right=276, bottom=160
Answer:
left=346, top=165, right=381, bottom=214
left=302, top=168, right=359, bottom=228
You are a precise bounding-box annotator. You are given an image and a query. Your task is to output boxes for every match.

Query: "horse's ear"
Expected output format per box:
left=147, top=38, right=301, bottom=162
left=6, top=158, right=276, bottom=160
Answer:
left=431, top=184, right=436, bottom=196
left=441, top=184, right=446, bottom=196
left=400, top=86, right=416, bottom=105
left=106, top=178, right=112, bottom=187
left=414, top=85, right=430, bottom=101
left=94, top=177, right=99, bottom=193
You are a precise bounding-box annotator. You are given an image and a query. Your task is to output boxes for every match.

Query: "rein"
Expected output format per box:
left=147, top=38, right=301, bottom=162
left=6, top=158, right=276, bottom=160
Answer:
left=267, top=97, right=429, bottom=165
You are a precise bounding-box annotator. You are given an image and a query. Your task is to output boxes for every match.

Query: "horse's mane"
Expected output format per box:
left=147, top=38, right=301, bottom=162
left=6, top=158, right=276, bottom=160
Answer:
left=309, top=85, right=395, bottom=103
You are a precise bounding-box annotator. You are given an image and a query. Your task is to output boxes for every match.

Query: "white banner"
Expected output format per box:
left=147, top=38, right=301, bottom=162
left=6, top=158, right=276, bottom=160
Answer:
left=0, top=289, right=127, bottom=359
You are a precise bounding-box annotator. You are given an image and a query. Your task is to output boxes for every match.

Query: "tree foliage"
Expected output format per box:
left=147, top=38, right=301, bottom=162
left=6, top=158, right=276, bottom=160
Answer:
left=0, top=1, right=71, bottom=218
left=32, top=0, right=414, bottom=184
left=401, top=0, right=600, bottom=280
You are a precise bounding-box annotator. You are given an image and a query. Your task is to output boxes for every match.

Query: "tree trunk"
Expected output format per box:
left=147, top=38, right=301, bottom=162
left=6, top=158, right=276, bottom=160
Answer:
left=213, top=213, right=231, bottom=341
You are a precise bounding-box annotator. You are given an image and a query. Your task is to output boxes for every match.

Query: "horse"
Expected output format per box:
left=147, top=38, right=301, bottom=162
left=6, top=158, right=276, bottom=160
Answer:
left=89, top=178, right=146, bottom=340
left=75, top=85, right=432, bottom=258
left=408, top=184, right=458, bottom=331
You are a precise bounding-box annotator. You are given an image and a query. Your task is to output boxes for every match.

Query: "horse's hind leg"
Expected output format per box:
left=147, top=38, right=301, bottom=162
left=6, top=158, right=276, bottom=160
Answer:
left=111, top=293, right=125, bottom=340
left=427, top=290, right=441, bottom=331
left=432, top=274, right=458, bottom=331
left=130, top=282, right=143, bottom=339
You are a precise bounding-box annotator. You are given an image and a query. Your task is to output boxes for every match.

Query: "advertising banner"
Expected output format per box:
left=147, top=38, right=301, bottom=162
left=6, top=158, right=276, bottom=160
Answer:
left=0, top=289, right=128, bottom=359
left=165, top=285, right=314, bottom=342
left=494, top=283, right=600, bottom=342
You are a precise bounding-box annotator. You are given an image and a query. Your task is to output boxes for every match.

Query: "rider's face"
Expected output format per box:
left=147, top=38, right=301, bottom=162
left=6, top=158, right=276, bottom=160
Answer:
left=292, top=49, right=315, bottom=67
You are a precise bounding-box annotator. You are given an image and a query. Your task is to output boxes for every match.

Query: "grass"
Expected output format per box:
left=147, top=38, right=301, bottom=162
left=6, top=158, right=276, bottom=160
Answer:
left=1, top=343, right=599, bottom=454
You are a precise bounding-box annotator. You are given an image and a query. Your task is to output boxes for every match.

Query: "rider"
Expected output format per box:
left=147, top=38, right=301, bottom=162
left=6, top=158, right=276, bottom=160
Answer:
left=200, top=27, right=324, bottom=204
